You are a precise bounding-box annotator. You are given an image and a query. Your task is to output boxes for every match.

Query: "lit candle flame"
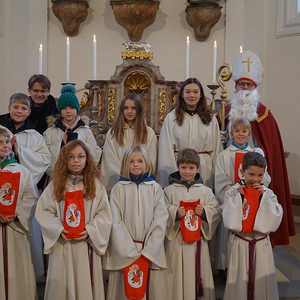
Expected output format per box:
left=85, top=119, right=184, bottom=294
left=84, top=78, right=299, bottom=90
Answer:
left=240, top=46, right=243, bottom=53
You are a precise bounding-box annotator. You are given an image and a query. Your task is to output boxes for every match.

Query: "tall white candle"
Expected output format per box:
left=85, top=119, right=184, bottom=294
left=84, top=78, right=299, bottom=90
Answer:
left=93, top=35, right=97, bottom=80
left=39, top=44, right=43, bottom=74
left=186, top=36, right=190, bottom=79
left=66, top=37, right=70, bottom=82
left=240, top=46, right=243, bottom=53
left=213, top=41, right=217, bottom=84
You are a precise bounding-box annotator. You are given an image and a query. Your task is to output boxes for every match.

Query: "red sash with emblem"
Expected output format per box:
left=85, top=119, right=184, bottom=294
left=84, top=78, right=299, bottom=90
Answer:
left=242, top=188, right=260, bottom=234
left=234, top=152, right=245, bottom=183
left=123, top=255, right=149, bottom=300
left=63, top=190, right=85, bottom=239
left=180, top=199, right=201, bottom=243
left=0, top=171, right=20, bottom=216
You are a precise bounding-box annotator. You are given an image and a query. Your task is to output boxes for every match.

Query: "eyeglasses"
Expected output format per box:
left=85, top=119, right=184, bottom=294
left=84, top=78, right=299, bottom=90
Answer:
left=30, top=89, right=48, bottom=94
left=67, top=155, right=86, bottom=161
left=237, top=82, right=255, bottom=88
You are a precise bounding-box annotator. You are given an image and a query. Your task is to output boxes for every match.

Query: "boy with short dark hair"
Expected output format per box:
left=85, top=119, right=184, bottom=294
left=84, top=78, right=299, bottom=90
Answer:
left=214, top=118, right=271, bottom=270
left=164, top=148, right=221, bottom=300
left=222, top=152, right=282, bottom=300
left=0, top=128, right=38, bottom=299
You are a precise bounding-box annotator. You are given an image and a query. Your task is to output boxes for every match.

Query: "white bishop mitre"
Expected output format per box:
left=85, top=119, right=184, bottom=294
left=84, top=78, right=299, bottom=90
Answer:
left=232, top=50, right=263, bottom=86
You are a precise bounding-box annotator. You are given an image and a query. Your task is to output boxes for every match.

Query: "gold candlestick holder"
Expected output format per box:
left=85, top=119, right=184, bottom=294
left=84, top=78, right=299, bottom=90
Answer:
left=216, top=63, right=232, bottom=131
left=207, top=84, right=220, bottom=113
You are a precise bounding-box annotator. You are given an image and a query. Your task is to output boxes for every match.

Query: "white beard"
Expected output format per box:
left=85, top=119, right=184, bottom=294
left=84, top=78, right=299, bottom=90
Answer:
left=229, top=89, right=260, bottom=123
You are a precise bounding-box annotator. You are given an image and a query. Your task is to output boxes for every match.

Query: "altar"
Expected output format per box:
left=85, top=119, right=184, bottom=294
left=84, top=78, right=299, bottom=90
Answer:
left=80, top=43, right=181, bottom=147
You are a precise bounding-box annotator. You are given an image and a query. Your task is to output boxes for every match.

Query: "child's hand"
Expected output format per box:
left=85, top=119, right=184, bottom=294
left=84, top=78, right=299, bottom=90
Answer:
left=11, top=136, right=18, bottom=154
left=252, top=182, right=264, bottom=194
left=195, top=204, right=204, bottom=217
left=238, top=185, right=245, bottom=195
left=74, top=229, right=89, bottom=241
left=177, top=206, right=186, bottom=218
left=0, top=213, right=18, bottom=223
left=63, top=129, right=68, bottom=145
left=61, top=229, right=71, bottom=241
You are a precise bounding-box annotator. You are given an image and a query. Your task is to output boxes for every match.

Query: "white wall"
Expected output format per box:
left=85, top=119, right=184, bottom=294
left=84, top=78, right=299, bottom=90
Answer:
left=0, top=0, right=299, bottom=194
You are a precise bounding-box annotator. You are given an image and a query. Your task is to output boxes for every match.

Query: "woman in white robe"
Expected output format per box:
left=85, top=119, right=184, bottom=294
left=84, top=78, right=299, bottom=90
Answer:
left=157, top=78, right=222, bottom=189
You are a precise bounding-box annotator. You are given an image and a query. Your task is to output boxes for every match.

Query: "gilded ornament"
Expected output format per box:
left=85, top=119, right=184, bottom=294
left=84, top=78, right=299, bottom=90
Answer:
left=98, top=93, right=102, bottom=118
left=108, top=88, right=115, bottom=126
left=172, top=95, right=176, bottom=106
left=80, top=92, right=89, bottom=108
left=159, top=90, right=167, bottom=125
left=125, top=72, right=151, bottom=94
left=121, top=51, right=153, bottom=60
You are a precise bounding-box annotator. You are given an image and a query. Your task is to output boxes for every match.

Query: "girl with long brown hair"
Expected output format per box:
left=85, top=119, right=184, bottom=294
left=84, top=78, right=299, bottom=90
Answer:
left=100, top=93, right=157, bottom=192
left=157, top=78, right=222, bottom=189
left=36, top=140, right=112, bottom=300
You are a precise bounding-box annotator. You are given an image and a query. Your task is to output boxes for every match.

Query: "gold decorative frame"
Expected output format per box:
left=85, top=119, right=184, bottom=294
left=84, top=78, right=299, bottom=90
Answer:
left=108, top=88, right=115, bottom=126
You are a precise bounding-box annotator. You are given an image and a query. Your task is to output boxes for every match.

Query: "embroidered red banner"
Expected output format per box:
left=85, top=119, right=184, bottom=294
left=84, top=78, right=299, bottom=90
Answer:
left=180, top=199, right=201, bottom=243
left=63, top=190, right=85, bottom=239
left=123, top=255, right=149, bottom=300
left=0, top=171, right=20, bottom=216
left=242, top=188, right=260, bottom=234
left=234, top=152, right=245, bottom=184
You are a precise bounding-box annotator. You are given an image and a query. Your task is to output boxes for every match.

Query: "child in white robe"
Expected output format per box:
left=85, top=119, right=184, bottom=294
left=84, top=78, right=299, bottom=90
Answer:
left=0, top=128, right=37, bottom=299
left=0, top=92, right=51, bottom=280
left=103, top=145, right=168, bottom=300
left=36, top=140, right=112, bottom=300
left=214, top=118, right=271, bottom=270
left=222, top=152, right=282, bottom=300
left=164, top=148, right=221, bottom=300
left=43, top=84, right=102, bottom=178
left=157, top=78, right=222, bottom=189
left=100, top=93, right=157, bottom=193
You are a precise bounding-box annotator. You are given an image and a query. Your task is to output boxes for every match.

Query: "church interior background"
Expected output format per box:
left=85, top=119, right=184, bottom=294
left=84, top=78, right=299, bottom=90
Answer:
left=1, top=0, right=300, bottom=298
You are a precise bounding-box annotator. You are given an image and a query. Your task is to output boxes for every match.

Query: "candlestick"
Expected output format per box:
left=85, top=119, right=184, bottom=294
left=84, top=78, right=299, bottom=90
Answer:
left=186, top=36, right=190, bottom=79
left=240, top=46, right=243, bottom=53
left=93, top=35, right=97, bottom=80
left=213, top=41, right=217, bottom=84
left=66, top=37, right=70, bottom=83
left=39, top=44, right=43, bottom=74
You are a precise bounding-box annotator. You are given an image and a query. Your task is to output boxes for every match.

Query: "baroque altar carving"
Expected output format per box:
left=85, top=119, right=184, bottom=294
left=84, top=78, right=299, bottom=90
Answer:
left=81, top=42, right=181, bottom=147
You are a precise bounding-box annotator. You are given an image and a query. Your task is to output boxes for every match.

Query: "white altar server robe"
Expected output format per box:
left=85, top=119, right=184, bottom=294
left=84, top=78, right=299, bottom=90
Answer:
left=36, top=179, right=112, bottom=300
left=44, top=125, right=101, bottom=178
left=222, top=184, right=283, bottom=300
left=164, top=182, right=221, bottom=300
left=103, top=179, right=168, bottom=300
left=157, top=110, right=222, bottom=188
left=0, top=163, right=37, bottom=300
left=214, top=143, right=271, bottom=269
left=100, top=126, right=157, bottom=192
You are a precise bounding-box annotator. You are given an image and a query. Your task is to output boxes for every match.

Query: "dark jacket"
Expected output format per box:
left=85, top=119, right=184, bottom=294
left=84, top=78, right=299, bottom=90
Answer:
left=28, top=94, right=58, bottom=134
